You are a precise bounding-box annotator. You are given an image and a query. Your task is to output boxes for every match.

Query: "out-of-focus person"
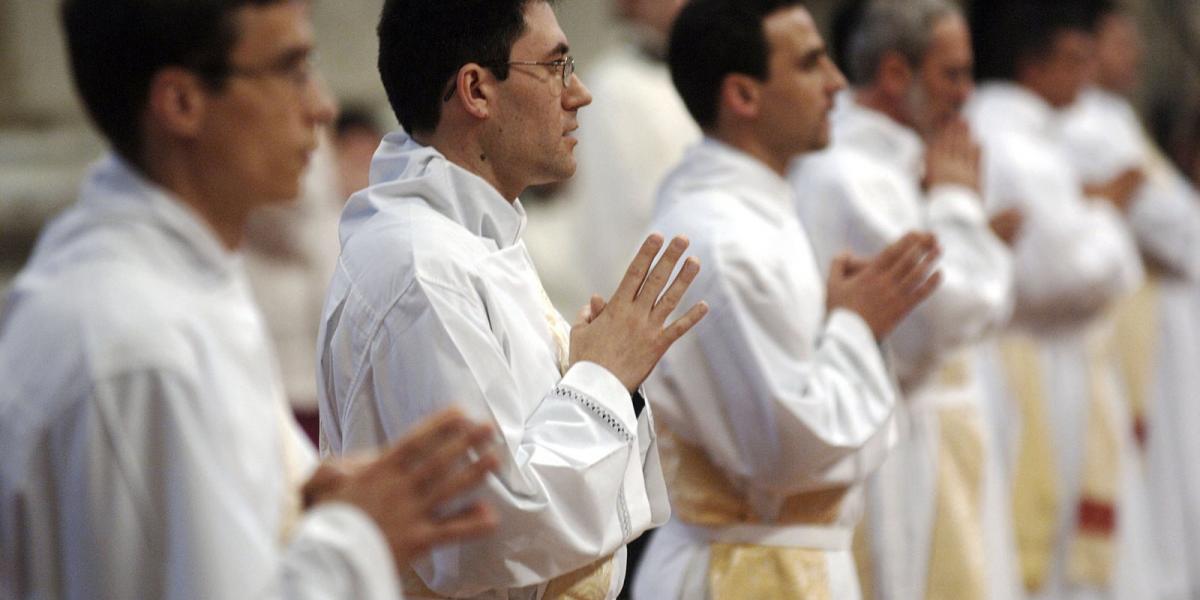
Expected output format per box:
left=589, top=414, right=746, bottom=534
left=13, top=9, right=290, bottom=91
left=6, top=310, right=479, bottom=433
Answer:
left=244, top=136, right=342, bottom=443
left=966, top=1, right=1154, bottom=598
left=333, top=106, right=385, bottom=202
left=633, top=1, right=943, bottom=597
left=790, top=1, right=1019, bottom=598
left=1059, top=5, right=1200, bottom=599
left=317, top=0, right=710, bottom=597
left=564, top=0, right=699, bottom=310
left=0, top=1, right=500, bottom=598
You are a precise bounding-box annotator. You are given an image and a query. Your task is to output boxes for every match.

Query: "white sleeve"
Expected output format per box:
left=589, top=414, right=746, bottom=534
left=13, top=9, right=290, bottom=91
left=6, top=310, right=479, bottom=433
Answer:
left=983, top=141, right=1142, bottom=325
left=336, top=277, right=666, bottom=596
left=1126, top=147, right=1200, bottom=282
left=652, top=235, right=898, bottom=496
left=887, top=185, right=1013, bottom=384
left=71, top=368, right=402, bottom=600
left=794, top=158, right=1012, bottom=387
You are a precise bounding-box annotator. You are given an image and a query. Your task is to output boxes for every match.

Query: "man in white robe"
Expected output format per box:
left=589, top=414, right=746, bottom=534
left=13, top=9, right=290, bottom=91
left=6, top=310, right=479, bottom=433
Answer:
left=568, top=0, right=699, bottom=302
left=1058, top=8, right=1200, bottom=599
left=966, top=4, right=1150, bottom=598
left=790, top=2, right=1018, bottom=598
left=318, top=1, right=709, bottom=598
left=0, top=1, right=501, bottom=599
left=632, top=2, right=944, bottom=598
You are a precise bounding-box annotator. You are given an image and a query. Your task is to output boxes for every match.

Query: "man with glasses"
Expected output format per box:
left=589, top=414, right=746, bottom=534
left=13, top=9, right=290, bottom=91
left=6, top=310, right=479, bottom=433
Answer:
left=1, top=1, right=506, bottom=599
left=317, top=1, right=709, bottom=598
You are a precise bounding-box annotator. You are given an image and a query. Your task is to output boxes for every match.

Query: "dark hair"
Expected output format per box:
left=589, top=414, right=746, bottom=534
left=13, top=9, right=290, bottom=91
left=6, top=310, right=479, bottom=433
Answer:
left=378, top=0, right=550, bottom=134
left=60, top=0, right=282, bottom=165
left=971, top=0, right=1092, bottom=81
left=667, top=0, right=805, bottom=129
left=335, top=105, right=384, bottom=139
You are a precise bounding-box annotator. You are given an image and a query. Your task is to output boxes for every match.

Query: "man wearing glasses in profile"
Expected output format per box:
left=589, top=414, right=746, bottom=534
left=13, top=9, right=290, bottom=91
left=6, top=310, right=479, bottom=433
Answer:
left=316, top=1, right=710, bottom=598
left=1, top=1, right=506, bottom=599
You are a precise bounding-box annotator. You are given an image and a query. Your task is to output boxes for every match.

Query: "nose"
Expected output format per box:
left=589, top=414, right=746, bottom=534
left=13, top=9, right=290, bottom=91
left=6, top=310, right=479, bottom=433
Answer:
left=306, top=71, right=337, bottom=126
left=825, top=58, right=848, bottom=95
left=563, top=73, right=593, bottom=111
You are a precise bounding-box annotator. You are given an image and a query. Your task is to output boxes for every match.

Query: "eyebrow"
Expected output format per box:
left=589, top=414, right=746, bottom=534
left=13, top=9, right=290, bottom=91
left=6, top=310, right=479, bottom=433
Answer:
left=543, top=42, right=570, bottom=59
left=799, top=44, right=826, bottom=65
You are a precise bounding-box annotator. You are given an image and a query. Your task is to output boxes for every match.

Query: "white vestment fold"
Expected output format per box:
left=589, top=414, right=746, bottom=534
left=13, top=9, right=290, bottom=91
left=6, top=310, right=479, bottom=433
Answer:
left=317, top=131, right=670, bottom=600
left=791, top=97, right=1020, bottom=600
left=0, top=156, right=402, bottom=600
left=632, top=138, right=899, bottom=600
left=966, top=82, right=1151, bottom=600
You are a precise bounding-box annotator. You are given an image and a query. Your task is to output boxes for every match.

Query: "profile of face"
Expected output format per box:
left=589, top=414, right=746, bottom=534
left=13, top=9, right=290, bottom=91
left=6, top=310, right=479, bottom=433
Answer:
left=1094, top=13, right=1143, bottom=95
left=910, top=14, right=974, bottom=133
left=194, top=1, right=336, bottom=205
left=487, top=1, right=593, bottom=191
left=1023, top=29, right=1094, bottom=108
left=754, top=6, right=848, bottom=158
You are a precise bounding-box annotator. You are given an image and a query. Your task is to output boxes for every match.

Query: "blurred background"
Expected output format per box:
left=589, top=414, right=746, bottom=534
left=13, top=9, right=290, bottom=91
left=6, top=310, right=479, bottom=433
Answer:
left=1, top=0, right=1197, bottom=296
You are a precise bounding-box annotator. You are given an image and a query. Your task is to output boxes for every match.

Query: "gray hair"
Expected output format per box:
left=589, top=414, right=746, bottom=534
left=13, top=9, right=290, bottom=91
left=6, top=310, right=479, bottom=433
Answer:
left=846, top=0, right=963, bottom=86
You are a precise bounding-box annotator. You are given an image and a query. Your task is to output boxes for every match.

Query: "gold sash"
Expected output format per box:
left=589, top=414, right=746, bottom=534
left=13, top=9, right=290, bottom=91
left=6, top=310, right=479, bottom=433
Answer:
left=1065, top=331, right=1121, bottom=587
left=999, top=334, right=1060, bottom=592
left=659, top=424, right=846, bottom=599
left=400, top=557, right=618, bottom=600
left=925, top=404, right=988, bottom=600
left=1110, top=280, right=1160, bottom=450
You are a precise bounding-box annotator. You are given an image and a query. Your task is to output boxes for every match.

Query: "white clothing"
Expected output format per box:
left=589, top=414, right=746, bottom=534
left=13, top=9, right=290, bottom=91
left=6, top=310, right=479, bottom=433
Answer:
left=1060, top=86, right=1200, bottom=600
left=632, top=138, right=898, bottom=600
left=966, top=83, right=1142, bottom=328
left=568, top=40, right=701, bottom=303
left=244, top=138, right=343, bottom=411
left=791, top=98, right=1020, bottom=600
left=966, top=83, right=1149, bottom=600
left=0, top=156, right=402, bottom=600
left=318, top=131, right=669, bottom=599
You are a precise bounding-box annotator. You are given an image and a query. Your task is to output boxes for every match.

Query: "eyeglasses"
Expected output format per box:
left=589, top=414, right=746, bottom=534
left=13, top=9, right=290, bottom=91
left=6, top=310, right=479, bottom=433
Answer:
left=224, top=54, right=317, bottom=91
left=442, top=56, right=576, bottom=102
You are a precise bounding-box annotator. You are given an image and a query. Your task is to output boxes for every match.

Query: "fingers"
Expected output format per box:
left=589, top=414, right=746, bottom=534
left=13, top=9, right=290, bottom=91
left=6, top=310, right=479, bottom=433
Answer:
left=382, top=408, right=472, bottom=469
left=424, top=447, right=500, bottom=507
left=660, top=301, right=710, bottom=348
left=651, top=256, right=701, bottom=321
left=903, top=269, right=942, bottom=311
left=636, top=236, right=690, bottom=308
left=896, top=246, right=941, bottom=293
left=589, top=295, right=606, bottom=322
left=873, top=232, right=928, bottom=271
left=612, top=234, right=665, bottom=303
left=424, top=502, right=499, bottom=549
left=407, top=421, right=497, bottom=493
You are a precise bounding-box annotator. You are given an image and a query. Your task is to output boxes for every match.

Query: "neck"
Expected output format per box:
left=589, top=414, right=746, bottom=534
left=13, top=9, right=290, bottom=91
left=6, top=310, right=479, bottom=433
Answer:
left=140, top=144, right=250, bottom=251
left=414, top=128, right=523, bottom=202
left=855, top=87, right=911, bottom=131
left=710, top=125, right=790, bottom=177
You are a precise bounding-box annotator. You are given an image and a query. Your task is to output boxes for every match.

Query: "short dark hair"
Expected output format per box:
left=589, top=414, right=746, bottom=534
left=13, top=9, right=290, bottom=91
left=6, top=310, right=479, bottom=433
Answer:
left=971, top=0, right=1092, bottom=81
left=378, top=0, right=550, bottom=134
left=668, top=0, right=805, bottom=129
left=60, top=0, right=282, bottom=166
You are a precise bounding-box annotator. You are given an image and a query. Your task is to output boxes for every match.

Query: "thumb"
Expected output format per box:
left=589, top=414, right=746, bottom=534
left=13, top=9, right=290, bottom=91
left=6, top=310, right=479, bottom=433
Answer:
left=589, top=294, right=607, bottom=322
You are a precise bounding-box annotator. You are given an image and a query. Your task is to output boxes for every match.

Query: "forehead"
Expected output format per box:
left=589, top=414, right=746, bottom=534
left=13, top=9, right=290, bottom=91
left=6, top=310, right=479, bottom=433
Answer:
left=512, top=1, right=569, bottom=57
left=226, top=1, right=314, bottom=62
left=925, top=14, right=972, bottom=61
left=763, top=6, right=821, bottom=57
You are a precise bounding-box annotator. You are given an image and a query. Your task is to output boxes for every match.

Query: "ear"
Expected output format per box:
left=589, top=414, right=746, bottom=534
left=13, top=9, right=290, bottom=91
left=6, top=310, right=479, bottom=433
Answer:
left=146, top=67, right=209, bottom=141
left=719, top=73, right=762, bottom=121
left=452, top=63, right=494, bottom=121
left=877, top=50, right=914, bottom=98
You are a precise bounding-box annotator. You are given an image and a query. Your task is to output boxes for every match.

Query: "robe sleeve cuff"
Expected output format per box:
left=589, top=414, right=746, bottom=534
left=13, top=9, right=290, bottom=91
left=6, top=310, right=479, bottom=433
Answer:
left=928, top=183, right=987, bottom=226
left=558, top=361, right=638, bottom=439
left=826, top=308, right=890, bottom=376
left=287, top=503, right=403, bottom=600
